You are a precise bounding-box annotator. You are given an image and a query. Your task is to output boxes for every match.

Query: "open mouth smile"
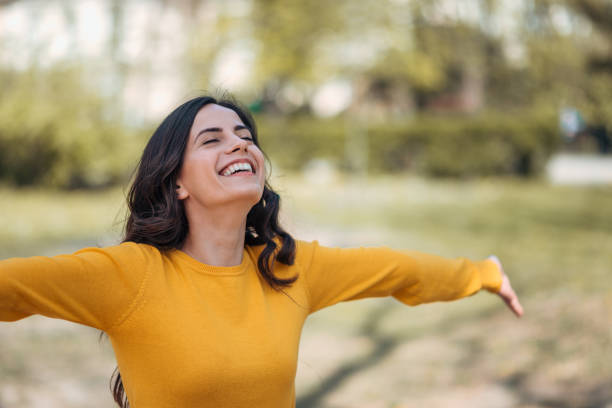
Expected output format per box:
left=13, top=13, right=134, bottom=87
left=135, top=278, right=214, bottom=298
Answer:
left=219, top=160, right=256, bottom=177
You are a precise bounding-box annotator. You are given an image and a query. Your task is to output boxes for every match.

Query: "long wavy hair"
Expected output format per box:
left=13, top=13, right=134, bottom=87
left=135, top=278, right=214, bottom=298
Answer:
left=110, top=95, right=296, bottom=408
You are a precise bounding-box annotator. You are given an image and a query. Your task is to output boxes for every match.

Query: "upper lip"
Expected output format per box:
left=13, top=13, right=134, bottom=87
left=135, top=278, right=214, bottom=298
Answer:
left=218, top=158, right=256, bottom=175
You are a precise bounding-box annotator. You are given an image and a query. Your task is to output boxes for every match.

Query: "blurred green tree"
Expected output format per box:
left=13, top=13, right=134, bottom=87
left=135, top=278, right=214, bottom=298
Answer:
left=0, top=65, right=140, bottom=188
left=0, top=0, right=610, bottom=187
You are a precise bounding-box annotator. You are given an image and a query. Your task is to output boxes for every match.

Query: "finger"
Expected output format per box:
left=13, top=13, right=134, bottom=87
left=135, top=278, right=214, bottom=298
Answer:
left=498, top=275, right=523, bottom=318
left=498, top=287, right=522, bottom=317
left=504, top=295, right=523, bottom=318
left=511, top=297, right=524, bottom=317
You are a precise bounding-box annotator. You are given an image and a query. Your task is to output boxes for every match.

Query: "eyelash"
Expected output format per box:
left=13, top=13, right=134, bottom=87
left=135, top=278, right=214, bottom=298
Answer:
left=202, top=136, right=253, bottom=145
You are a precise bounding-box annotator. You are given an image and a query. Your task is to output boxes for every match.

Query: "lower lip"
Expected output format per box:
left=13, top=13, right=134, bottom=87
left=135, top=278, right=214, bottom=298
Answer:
left=220, top=171, right=255, bottom=177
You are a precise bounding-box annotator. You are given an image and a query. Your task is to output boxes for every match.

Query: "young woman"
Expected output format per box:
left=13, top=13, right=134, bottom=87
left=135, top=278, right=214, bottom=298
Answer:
left=0, top=95, right=523, bottom=408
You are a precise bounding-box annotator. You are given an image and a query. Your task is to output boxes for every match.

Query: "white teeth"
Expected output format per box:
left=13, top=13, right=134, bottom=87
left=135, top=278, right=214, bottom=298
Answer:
left=221, top=162, right=253, bottom=176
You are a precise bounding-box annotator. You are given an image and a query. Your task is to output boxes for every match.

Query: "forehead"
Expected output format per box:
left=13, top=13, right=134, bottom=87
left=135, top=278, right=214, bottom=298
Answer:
left=190, top=104, right=245, bottom=135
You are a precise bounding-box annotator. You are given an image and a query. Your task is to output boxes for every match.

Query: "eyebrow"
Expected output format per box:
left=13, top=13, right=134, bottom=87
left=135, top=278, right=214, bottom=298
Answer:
left=194, top=125, right=250, bottom=144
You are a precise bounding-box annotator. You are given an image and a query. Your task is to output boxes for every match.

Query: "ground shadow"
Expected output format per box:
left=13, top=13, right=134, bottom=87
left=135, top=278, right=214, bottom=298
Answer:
left=297, top=301, right=499, bottom=408
left=297, top=300, right=612, bottom=408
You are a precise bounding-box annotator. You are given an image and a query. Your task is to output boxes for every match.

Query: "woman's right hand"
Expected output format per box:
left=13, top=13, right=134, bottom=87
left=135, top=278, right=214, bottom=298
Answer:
left=488, top=255, right=524, bottom=318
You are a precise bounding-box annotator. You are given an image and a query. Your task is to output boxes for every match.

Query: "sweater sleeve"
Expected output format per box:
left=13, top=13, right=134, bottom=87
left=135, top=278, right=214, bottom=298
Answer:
left=0, top=242, right=151, bottom=331
left=299, top=241, right=502, bottom=314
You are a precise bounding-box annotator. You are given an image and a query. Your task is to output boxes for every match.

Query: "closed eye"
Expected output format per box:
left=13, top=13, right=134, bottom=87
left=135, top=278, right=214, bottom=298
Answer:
left=202, top=138, right=219, bottom=145
left=241, top=136, right=253, bottom=141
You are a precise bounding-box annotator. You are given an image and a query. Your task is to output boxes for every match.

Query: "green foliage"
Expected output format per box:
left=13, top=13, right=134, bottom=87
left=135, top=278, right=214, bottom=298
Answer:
left=251, top=0, right=345, bottom=83
left=258, top=112, right=560, bottom=178
left=0, top=65, right=144, bottom=188
left=2, top=0, right=608, bottom=188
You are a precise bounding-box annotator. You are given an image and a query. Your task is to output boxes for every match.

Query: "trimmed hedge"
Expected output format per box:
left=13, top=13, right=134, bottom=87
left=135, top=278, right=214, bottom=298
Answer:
left=0, top=78, right=559, bottom=188
left=258, top=112, right=560, bottom=177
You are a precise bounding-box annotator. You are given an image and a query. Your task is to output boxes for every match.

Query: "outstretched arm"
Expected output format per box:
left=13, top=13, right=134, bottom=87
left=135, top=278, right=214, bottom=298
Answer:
left=0, top=243, right=150, bottom=330
left=298, top=241, right=514, bottom=314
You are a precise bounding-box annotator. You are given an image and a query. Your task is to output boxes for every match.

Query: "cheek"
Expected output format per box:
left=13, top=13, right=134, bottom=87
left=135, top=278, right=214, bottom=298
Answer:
left=256, top=155, right=267, bottom=183
left=252, top=148, right=265, bottom=172
left=180, top=153, right=218, bottom=189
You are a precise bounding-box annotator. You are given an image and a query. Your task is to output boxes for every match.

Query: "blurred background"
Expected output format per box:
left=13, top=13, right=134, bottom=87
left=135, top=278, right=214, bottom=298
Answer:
left=0, top=0, right=611, bottom=407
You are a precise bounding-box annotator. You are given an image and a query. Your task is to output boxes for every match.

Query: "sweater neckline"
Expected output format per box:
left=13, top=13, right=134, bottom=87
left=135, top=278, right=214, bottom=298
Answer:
left=169, top=248, right=250, bottom=276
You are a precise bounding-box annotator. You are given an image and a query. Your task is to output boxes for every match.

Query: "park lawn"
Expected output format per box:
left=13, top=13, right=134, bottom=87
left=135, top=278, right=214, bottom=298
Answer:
left=0, top=187, right=126, bottom=258
left=279, top=175, right=612, bottom=408
left=1, top=176, right=611, bottom=407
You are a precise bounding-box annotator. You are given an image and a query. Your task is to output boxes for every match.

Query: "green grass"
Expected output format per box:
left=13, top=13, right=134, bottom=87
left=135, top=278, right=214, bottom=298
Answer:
left=0, top=187, right=126, bottom=257
left=1, top=176, right=611, bottom=407
left=277, top=176, right=612, bottom=295
left=275, top=175, right=612, bottom=407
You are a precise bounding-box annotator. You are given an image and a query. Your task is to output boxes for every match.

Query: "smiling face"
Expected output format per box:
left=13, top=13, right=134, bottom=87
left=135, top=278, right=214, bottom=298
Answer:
left=176, top=104, right=266, bottom=210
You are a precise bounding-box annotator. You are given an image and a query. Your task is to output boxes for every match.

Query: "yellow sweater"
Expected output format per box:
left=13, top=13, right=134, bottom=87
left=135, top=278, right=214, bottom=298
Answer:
left=0, top=240, right=502, bottom=407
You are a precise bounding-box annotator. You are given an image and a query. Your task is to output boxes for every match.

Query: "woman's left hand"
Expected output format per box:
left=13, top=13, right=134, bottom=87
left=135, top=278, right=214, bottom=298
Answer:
left=488, top=255, right=524, bottom=318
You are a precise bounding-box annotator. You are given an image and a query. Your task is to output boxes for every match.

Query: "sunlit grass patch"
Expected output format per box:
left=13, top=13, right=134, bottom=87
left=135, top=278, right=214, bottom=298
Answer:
left=1, top=176, right=611, bottom=407
left=0, top=187, right=125, bottom=257
left=278, top=175, right=612, bottom=295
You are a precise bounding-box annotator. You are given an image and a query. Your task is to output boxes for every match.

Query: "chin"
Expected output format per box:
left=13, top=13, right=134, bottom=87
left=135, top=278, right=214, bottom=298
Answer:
left=230, top=186, right=264, bottom=207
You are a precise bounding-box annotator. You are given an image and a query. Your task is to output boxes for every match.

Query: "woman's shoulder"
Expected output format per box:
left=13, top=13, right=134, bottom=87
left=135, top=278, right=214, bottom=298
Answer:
left=72, top=241, right=164, bottom=265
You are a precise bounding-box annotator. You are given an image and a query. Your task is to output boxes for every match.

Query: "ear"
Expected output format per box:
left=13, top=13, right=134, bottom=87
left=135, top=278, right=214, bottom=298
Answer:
left=175, top=181, right=189, bottom=200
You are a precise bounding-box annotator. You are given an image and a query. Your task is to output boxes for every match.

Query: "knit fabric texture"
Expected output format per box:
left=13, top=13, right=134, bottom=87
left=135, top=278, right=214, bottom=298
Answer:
left=0, top=240, right=502, bottom=407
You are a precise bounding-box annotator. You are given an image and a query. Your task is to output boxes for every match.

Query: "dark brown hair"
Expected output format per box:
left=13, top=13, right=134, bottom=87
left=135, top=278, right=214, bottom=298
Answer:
left=111, top=95, right=296, bottom=407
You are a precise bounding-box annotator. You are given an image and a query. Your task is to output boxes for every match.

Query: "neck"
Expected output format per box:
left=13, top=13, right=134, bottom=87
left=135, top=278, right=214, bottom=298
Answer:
left=180, top=202, right=249, bottom=267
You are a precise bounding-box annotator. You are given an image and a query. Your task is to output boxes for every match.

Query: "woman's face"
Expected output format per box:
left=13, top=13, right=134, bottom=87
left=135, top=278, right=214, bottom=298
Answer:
left=176, top=104, right=266, bottom=210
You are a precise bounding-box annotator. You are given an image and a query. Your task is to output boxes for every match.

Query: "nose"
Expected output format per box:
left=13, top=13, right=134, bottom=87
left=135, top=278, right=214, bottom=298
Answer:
left=226, top=134, right=248, bottom=153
